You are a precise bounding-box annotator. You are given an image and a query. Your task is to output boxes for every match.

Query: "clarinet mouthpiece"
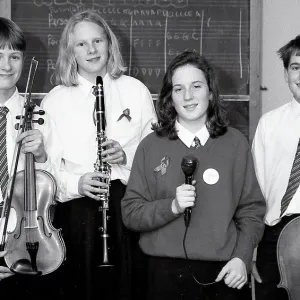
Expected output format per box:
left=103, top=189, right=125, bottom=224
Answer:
left=96, top=76, right=103, bottom=87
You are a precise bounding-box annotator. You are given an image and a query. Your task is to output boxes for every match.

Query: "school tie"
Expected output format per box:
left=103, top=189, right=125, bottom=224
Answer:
left=0, top=106, right=9, bottom=201
left=280, top=139, right=300, bottom=216
left=192, top=136, right=201, bottom=148
left=92, top=85, right=97, bottom=96
left=92, top=86, right=98, bottom=125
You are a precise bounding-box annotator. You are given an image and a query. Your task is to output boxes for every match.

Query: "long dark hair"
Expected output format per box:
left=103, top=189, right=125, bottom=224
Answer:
left=152, top=51, right=227, bottom=139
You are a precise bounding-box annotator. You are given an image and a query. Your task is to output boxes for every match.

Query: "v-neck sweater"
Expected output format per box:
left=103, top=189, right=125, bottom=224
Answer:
left=121, top=127, right=266, bottom=269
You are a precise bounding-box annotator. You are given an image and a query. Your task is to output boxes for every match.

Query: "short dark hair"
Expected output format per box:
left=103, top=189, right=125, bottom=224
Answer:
left=0, top=17, right=26, bottom=52
left=277, top=35, right=300, bottom=69
left=152, top=51, right=227, bottom=139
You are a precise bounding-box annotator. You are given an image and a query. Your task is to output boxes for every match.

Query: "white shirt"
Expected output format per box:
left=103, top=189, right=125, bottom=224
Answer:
left=252, top=98, right=300, bottom=225
left=0, top=88, right=62, bottom=235
left=175, top=121, right=210, bottom=147
left=41, top=73, right=157, bottom=202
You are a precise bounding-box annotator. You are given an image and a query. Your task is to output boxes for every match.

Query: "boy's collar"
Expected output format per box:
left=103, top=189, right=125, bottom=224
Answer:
left=0, top=87, right=18, bottom=106
left=77, top=73, right=109, bottom=98
left=291, top=97, right=300, bottom=116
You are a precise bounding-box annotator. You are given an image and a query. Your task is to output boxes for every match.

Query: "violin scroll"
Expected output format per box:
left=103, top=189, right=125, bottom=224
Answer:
left=14, top=109, right=45, bottom=130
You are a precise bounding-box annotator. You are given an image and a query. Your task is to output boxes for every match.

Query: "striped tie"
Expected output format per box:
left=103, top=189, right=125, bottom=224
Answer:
left=92, top=85, right=97, bottom=96
left=281, top=139, right=300, bottom=216
left=192, top=136, right=201, bottom=148
left=0, top=106, right=9, bottom=200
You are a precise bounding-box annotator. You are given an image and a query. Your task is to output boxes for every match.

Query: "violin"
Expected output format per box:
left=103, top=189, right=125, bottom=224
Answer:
left=0, top=58, right=65, bottom=275
left=277, top=215, right=300, bottom=299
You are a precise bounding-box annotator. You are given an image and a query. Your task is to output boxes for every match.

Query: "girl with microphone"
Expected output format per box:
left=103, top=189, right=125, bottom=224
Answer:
left=121, top=51, right=266, bottom=300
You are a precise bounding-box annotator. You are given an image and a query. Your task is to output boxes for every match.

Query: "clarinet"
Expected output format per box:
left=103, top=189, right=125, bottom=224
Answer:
left=94, top=76, right=113, bottom=267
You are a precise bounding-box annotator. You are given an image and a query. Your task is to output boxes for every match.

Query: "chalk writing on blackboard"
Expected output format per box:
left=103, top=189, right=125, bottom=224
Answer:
left=12, top=0, right=250, bottom=95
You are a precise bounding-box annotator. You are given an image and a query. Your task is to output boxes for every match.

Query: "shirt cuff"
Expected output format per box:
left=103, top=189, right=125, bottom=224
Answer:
left=122, top=148, right=134, bottom=169
left=35, top=157, right=51, bottom=171
left=60, top=173, right=83, bottom=202
left=231, top=244, right=253, bottom=272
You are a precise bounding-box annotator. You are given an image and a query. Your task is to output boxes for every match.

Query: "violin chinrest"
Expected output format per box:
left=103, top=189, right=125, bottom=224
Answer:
left=10, top=258, right=42, bottom=276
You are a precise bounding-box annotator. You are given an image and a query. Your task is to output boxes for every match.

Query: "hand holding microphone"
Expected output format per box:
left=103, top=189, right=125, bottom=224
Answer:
left=172, top=156, right=198, bottom=227
left=181, top=156, right=198, bottom=227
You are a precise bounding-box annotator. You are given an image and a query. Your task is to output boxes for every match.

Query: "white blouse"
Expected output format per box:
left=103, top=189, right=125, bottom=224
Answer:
left=42, top=73, right=157, bottom=202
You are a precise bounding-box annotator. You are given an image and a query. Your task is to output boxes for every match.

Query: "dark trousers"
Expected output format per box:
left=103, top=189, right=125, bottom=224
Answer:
left=52, top=179, right=147, bottom=300
left=0, top=271, right=61, bottom=300
left=147, top=256, right=245, bottom=300
left=255, top=215, right=299, bottom=300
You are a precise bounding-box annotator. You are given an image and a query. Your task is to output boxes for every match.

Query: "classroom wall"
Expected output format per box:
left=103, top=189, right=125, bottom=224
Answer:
left=261, top=0, right=300, bottom=115
left=2, top=0, right=298, bottom=117
left=0, top=0, right=11, bottom=18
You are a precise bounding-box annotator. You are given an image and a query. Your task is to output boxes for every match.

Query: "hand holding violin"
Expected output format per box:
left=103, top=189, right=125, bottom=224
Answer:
left=0, top=251, right=14, bottom=281
left=17, top=129, right=47, bottom=163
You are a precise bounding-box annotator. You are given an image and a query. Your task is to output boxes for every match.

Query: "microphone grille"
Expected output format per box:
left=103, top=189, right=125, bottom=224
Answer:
left=181, top=156, right=198, bottom=176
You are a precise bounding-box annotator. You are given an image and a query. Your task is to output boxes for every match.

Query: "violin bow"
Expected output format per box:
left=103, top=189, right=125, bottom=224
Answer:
left=0, top=58, right=38, bottom=250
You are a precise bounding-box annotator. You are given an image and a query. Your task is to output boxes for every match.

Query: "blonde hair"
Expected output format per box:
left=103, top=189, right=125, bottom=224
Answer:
left=55, top=10, right=127, bottom=86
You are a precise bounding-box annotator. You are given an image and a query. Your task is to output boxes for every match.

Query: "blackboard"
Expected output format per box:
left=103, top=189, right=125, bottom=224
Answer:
left=12, top=0, right=250, bottom=96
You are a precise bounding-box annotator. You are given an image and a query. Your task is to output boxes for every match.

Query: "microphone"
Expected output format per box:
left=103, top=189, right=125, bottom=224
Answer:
left=181, top=156, right=198, bottom=227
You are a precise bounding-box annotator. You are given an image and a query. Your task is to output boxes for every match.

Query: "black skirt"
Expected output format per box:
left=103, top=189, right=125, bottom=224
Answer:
left=53, top=179, right=133, bottom=300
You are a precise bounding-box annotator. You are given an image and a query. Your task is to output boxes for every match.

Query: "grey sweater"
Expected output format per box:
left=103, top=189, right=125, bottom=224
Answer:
left=121, top=127, right=266, bottom=269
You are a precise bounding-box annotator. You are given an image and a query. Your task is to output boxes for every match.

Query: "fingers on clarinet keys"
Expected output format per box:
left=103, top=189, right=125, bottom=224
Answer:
left=92, top=174, right=109, bottom=200
left=79, top=173, right=108, bottom=200
left=85, top=186, right=108, bottom=201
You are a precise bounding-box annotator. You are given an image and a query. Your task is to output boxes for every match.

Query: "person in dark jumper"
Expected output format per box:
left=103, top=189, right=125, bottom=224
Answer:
left=121, top=51, right=266, bottom=300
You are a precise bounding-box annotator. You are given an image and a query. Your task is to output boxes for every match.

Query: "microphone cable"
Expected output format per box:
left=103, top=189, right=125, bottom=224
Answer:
left=182, top=219, right=217, bottom=286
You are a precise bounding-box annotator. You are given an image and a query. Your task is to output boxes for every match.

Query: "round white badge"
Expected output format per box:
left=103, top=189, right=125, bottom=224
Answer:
left=203, top=168, right=219, bottom=185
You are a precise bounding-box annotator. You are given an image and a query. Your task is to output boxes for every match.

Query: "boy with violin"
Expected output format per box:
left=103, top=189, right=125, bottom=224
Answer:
left=0, top=17, right=61, bottom=299
left=252, top=35, right=300, bottom=300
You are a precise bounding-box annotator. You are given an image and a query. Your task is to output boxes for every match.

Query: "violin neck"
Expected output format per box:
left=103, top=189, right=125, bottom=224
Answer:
left=25, top=152, right=37, bottom=211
